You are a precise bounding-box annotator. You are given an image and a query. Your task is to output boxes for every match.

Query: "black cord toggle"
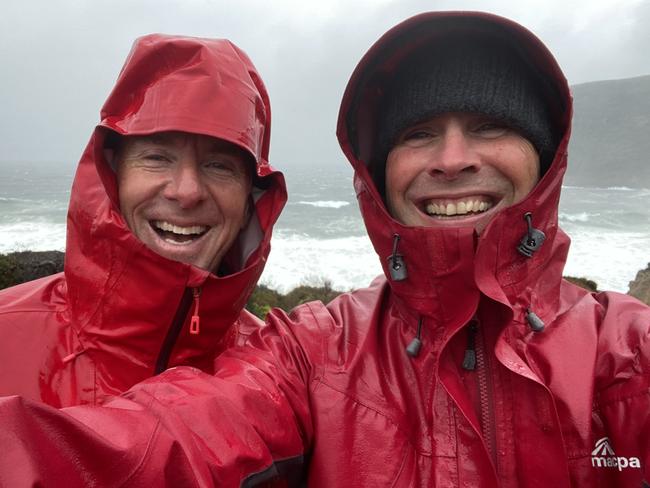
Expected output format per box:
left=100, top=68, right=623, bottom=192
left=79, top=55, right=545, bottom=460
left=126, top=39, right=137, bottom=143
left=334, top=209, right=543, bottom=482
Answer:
left=517, top=212, right=546, bottom=258
left=387, top=233, right=408, bottom=281
left=406, top=317, right=423, bottom=357
left=526, top=308, right=545, bottom=332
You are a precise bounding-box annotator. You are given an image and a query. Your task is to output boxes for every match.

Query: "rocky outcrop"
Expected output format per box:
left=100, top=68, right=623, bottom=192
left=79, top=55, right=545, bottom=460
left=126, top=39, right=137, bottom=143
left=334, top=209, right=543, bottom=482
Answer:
left=628, top=263, right=650, bottom=305
left=0, top=251, right=64, bottom=289
left=564, top=276, right=598, bottom=292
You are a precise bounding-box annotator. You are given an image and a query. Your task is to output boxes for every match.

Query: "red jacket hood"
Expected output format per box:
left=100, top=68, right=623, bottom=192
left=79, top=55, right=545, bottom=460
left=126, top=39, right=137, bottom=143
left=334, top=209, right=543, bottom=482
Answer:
left=337, top=12, right=573, bottom=331
left=63, top=35, right=286, bottom=374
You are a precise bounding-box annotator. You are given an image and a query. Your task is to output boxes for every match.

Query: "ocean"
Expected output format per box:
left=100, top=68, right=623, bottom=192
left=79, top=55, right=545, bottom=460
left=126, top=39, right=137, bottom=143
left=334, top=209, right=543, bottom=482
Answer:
left=2, top=160, right=649, bottom=294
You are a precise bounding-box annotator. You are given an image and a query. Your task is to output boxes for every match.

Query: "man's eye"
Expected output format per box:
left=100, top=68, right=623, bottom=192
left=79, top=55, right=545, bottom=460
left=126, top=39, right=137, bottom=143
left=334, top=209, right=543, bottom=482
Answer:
left=404, top=130, right=433, bottom=140
left=474, top=123, right=508, bottom=137
left=205, top=161, right=235, bottom=173
left=400, top=129, right=436, bottom=147
left=144, top=153, right=170, bottom=162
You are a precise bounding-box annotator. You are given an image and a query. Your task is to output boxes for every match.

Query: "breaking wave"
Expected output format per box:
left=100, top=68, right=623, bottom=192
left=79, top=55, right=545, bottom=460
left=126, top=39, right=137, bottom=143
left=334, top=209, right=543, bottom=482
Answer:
left=0, top=222, right=66, bottom=253
left=296, top=200, right=350, bottom=209
left=559, top=212, right=593, bottom=222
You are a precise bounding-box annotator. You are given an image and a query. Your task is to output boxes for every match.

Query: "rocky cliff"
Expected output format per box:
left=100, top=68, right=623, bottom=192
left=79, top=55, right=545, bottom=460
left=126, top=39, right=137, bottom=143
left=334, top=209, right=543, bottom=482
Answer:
left=628, top=263, right=650, bottom=305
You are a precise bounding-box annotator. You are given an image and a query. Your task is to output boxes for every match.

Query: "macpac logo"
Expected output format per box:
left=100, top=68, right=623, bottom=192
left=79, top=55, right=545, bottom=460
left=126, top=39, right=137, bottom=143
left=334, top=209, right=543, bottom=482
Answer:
left=591, top=437, right=641, bottom=471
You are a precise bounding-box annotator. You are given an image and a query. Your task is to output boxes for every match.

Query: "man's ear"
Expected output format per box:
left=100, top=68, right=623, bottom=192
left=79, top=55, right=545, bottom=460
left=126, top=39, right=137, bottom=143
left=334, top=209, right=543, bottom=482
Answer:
left=104, top=131, right=124, bottom=172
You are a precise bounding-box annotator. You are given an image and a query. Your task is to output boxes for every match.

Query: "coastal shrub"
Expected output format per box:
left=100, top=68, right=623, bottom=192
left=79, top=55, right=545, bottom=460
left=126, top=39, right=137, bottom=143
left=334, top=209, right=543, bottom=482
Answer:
left=282, top=281, right=340, bottom=308
left=245, top=281, right=343, bottom=319
left=0, top=254, right=18, bottom=290
left=246, top=284, right=284, bottom=318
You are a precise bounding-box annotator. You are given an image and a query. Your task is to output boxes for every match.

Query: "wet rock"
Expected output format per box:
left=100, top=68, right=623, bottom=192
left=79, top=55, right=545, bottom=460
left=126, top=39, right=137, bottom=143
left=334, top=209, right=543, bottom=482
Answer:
left=565, top=276, right=598, bottom=292
left=628, top=263, right=650, bottom=305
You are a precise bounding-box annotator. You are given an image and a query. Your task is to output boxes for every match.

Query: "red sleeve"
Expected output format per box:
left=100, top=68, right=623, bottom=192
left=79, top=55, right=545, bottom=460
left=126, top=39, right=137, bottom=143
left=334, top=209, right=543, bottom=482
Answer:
left=595, top=293, right=650, bottom=486
left=0, top=307, right=319, bottom=487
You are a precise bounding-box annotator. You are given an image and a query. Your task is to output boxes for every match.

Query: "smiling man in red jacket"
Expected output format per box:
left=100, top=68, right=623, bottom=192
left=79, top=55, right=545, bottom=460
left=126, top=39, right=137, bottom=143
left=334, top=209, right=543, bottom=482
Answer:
left=0, top=35, right=286, bottom=406
left=0, top=12, right=648, bottom=488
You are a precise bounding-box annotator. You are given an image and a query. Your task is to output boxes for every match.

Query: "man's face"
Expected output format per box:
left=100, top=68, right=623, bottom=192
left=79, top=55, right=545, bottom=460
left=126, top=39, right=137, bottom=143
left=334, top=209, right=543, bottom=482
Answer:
left=385, top=112, right=540, bottom=234
left=116, top=132, right=252, bottom=271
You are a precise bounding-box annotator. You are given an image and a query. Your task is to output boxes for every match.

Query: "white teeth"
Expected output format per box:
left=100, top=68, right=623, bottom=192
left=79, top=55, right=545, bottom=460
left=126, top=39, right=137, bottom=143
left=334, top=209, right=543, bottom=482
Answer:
left=154, top=221, right=207, bottom=235
left=424, top=199, right=493, bottom=216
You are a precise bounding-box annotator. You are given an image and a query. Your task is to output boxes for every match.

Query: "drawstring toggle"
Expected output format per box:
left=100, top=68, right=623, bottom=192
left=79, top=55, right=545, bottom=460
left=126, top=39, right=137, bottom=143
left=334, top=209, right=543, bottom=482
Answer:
left=517, top=212, right=546, bottom=258
left=526, top=308, right=545, bottom=332
left=406, top=317, right=423, bottom=357
left=387, top=233, right=408, bottom=281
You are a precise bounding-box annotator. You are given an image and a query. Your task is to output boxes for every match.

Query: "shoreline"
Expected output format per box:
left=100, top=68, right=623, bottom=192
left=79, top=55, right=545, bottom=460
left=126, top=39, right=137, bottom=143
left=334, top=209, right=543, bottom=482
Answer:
left=1, top=252, right=648, bottom=316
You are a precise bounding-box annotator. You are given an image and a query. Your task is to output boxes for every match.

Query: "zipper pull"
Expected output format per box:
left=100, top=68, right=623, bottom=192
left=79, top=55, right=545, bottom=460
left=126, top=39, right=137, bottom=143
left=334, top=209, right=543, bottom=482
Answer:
left=462, top=322, right=478, bottom=371
left=190, top=287, right=201, bottom=335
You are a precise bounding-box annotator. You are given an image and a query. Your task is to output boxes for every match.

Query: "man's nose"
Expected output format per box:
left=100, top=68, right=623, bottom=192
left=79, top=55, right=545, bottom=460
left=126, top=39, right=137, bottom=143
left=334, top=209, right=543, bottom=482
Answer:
left=427, top=130, right=480, bottom=179
left=163, top=162, right=206, bottom=208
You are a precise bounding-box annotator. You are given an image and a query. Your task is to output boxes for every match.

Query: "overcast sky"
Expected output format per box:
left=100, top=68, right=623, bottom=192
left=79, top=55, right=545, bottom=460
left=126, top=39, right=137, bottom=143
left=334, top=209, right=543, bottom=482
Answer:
left=1, top=0, right=649, bottom=168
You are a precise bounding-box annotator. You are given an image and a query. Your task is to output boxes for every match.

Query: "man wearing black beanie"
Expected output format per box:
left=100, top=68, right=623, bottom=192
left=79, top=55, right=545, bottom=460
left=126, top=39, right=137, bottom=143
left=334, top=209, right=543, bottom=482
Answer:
left=374, top=33, right=558, bottom=197
left=0, top=11, right=648, bottom=488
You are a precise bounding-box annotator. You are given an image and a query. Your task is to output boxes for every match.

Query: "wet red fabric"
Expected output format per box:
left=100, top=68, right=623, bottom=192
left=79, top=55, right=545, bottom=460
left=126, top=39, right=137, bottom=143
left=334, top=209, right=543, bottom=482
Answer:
left=0, top=34, right=286, bottom=407
left=0, top=14, right=647, bottom=488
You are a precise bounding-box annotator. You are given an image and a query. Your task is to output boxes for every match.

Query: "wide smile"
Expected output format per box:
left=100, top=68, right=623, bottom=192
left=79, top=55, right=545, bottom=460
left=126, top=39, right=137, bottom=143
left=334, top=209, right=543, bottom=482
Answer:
left=150, top=220, right=210, bottom=245
left=418, top=195, right=501, bottom=222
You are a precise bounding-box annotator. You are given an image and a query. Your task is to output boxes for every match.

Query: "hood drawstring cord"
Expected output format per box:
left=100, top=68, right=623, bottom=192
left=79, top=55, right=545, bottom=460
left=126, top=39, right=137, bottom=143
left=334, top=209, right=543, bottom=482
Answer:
left=189, top=287, right=201, bottom=335
left=462, top=321, right=478, bottom=370
left=406, top=317, right=423, bottom=357
left=387, top=233, right=408, bottom=281
left=526, top=308, right=545, bottom=332
left=517, top=212, right=546, bottom=258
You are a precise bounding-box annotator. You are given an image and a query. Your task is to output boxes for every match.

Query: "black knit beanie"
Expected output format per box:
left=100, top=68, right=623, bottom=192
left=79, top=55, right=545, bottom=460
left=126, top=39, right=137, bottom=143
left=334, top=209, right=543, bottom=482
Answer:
left=377, top=34, right=557, bottom=185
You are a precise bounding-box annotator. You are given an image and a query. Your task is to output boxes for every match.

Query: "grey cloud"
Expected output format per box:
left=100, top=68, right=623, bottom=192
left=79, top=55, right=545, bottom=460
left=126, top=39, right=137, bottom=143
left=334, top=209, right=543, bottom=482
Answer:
left=1, top=0, right=648, bottom=168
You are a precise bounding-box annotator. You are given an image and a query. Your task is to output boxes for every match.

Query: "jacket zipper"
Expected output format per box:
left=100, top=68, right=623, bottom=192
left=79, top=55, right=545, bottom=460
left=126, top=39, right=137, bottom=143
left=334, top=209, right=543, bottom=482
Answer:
left=475, top=322, right=497, bottom=468
left=189, top=287, right=201, bottom=335
left=154, top=286, right=200, bottom=374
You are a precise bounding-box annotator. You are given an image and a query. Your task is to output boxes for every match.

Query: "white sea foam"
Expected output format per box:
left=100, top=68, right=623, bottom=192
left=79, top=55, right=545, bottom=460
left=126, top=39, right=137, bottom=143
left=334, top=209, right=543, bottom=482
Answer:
left=0, top=196, right=32, bottom=203
left=559, top=212, right=593, bottom=223
left=564, top=229, right=650, bottom=292
left=1, top=221, right=645, bottom=295
left=261, top=227, right=648, bottom=295
left=296, top=200, right=350, bottom=209
left=605, top=186, right=636, bottom=191
left=562, top=185, right=648, bottom=192
left=0, top=222, right=66, bottom=253
left=260, top=234, right=381, bottom=294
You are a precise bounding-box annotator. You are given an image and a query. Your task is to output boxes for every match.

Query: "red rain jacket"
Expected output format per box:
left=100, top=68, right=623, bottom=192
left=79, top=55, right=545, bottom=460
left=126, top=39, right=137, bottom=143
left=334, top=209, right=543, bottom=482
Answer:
left=0, top=13, right=648, bottom=488
left=0, top=34, right=286, bottom=407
